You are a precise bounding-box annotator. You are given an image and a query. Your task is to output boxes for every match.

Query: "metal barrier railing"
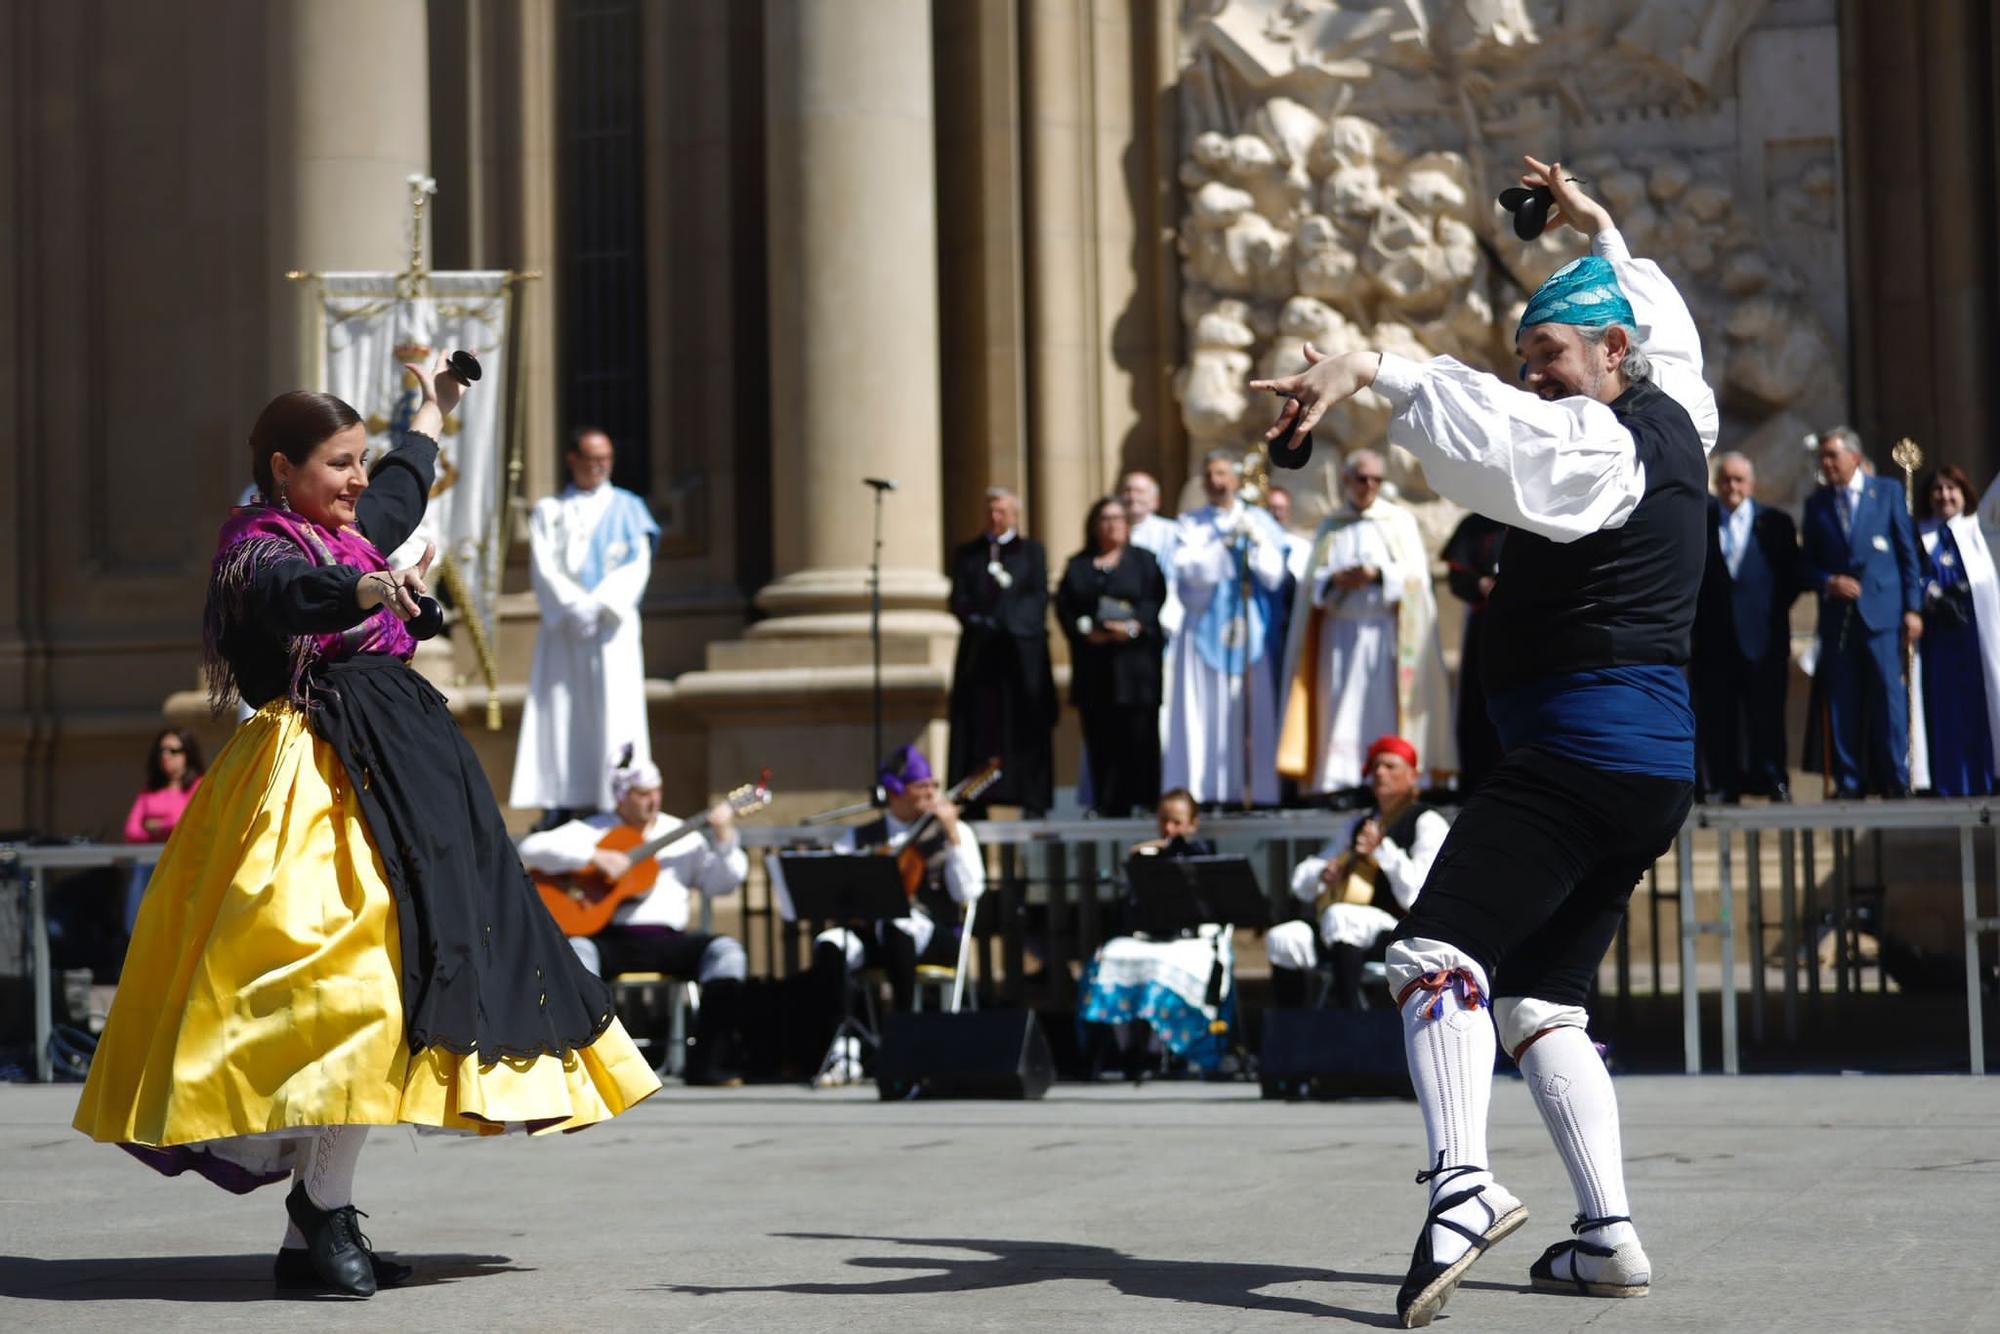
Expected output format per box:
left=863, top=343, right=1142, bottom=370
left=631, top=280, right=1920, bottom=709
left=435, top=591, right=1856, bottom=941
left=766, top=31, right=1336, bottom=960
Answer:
left=2, top=841, right=165, bottom=1083
left=7, top=800, right=1993, bottom=1082
left=1680, top=799, right=1998, bottom=1075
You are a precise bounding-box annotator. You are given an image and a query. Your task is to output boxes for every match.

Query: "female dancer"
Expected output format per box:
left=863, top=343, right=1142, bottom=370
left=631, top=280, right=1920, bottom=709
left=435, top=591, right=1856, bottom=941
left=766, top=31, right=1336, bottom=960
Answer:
left=74, top=358, right=660, bottom=1296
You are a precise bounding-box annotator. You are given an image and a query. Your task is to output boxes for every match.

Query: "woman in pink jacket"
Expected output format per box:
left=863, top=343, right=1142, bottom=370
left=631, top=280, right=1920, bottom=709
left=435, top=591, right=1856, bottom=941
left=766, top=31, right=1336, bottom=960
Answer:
left=121, top=728, right=204, bottom=931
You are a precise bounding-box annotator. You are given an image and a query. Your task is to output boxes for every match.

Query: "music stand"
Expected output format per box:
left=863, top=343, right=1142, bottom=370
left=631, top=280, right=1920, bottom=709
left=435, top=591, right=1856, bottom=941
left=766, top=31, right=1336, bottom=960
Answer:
left=1125, top=855, right=1270, bottom=937
left=777, top=854, right=913, bottom=1081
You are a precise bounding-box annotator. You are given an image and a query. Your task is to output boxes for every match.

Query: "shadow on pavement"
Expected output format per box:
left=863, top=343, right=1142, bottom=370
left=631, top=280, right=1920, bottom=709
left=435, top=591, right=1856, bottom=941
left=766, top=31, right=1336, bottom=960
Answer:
left=0, top=1252, right=526, bottom=1302
left=666, top=1232, right=1525, bottom=1326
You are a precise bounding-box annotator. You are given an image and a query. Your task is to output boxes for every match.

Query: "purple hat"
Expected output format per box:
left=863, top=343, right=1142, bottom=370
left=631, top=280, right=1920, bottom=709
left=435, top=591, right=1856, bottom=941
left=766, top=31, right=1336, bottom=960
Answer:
left=879, top=745, right=933, bottom=795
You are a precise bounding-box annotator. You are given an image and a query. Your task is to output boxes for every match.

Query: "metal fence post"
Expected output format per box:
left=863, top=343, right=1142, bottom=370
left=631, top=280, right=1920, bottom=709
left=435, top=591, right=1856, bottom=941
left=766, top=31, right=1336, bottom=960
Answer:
left=31, top=866, right=51, bottom=1084
left=1965, top=827, right=1988, bottom=1076
left=1718, top=828, right=1738, bottom=1074
left=1678, top=831, right=1700, bottom=1074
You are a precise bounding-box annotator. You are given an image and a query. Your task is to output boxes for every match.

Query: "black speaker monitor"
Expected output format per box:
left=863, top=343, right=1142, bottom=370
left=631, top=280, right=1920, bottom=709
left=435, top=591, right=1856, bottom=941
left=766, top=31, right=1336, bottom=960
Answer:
left=875, top=1010, right=1054, bottom=1101
left=1259, top=1007, right=1414, bottom=1101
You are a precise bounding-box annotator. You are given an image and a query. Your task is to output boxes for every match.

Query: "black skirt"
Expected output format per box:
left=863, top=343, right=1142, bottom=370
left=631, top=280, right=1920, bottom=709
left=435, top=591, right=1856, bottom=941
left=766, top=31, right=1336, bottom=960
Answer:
left=311, top=654, right=615, bottom=1060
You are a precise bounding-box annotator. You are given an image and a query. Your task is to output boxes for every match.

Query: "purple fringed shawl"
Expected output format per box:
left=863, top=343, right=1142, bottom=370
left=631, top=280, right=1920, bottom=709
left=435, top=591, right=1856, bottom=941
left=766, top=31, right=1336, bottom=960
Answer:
left=203, top=505, right=418, bottom=713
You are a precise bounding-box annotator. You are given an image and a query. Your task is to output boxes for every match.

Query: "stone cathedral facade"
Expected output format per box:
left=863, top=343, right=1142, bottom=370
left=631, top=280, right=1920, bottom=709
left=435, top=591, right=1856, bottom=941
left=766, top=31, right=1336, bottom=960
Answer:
left=3, top=0, right=1994, bottom=833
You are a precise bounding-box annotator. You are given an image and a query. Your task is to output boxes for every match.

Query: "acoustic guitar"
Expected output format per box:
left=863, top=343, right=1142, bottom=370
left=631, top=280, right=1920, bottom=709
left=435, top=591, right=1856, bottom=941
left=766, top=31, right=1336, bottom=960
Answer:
left=534, top=773, right=772, bottom=937
left=886, top=757, right=1003, bottom=898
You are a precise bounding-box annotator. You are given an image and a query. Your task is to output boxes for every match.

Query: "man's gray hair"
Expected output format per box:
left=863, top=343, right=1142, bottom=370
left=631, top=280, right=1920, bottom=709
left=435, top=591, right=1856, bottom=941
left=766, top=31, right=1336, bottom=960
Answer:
left=1342, top=447, right=1385, bottom=478
left=1201, top=448, right=1243, bottom=474
left=1818, top=425, right=1864, bottom=457
left=1715, top=450, right=1754, bottom=479
left=1579, top=322, right=1652, bottom=382
left=985, top=485, right=1018, bottom=502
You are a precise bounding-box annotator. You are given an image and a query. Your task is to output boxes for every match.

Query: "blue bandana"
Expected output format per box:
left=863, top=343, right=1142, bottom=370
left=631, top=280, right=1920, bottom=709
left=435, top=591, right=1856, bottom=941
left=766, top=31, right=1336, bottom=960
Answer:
left=1515, top=255, right=1635, bottom=344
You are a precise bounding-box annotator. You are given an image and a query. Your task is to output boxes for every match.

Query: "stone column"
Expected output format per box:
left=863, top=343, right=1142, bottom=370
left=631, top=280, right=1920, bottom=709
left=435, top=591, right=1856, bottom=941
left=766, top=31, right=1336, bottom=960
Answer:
left=754, top=0, right=952, bottom=639
left=266, top=0, right=430, bottom=375
left=673, top=0, right=956, bottom=816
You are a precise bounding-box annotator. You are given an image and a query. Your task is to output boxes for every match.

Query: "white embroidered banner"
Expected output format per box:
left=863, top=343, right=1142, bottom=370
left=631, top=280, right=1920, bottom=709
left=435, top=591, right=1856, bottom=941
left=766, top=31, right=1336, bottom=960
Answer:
left=310, top=271, right=513, bottom=655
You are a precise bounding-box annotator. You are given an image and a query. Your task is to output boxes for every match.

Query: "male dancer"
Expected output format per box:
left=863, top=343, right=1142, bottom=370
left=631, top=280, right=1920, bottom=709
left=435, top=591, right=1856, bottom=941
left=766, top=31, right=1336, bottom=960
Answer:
left=1254, top=157, right=1716, bottom=1327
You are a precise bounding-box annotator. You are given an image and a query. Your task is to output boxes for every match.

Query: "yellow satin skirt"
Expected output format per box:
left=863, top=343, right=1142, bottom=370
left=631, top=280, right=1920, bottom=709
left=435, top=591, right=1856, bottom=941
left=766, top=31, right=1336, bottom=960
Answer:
left=74, top=704, right=660, bottom=1162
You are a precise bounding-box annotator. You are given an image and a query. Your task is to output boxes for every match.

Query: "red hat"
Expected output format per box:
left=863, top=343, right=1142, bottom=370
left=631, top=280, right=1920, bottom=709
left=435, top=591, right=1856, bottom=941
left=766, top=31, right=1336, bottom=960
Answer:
left=1366, top=735, right=1418, bottom=769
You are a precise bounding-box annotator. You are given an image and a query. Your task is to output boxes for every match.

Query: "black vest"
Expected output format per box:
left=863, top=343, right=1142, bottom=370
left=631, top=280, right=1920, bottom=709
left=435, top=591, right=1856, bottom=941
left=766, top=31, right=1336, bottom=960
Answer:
left=1480, top=379, right=1708, bottom=696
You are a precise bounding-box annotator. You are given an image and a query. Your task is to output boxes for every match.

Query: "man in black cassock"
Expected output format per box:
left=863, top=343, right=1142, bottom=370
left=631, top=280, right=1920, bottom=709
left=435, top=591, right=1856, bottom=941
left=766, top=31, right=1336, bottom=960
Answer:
left=1441, top=511, right=1506, bottom=794
left=947, top=487, right=1056, bottom=815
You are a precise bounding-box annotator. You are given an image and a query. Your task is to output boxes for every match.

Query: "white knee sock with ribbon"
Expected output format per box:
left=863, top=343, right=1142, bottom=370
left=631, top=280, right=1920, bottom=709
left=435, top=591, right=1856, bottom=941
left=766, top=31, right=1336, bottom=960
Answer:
left=1387, top=937, right=1517, bottom=1267
left=1516, top=1023, right=1640, bottom=1258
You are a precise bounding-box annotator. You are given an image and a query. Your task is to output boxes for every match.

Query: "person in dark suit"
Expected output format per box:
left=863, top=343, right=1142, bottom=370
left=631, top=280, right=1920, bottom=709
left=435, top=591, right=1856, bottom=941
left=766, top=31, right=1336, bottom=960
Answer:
left=947, top=487, right=1057, bottom=815
left=1693, top=452, right=1801, bottom=801
left=1056, top=495, right=1168, bottom=815
left=1800, top=427, right=1925, bottom=796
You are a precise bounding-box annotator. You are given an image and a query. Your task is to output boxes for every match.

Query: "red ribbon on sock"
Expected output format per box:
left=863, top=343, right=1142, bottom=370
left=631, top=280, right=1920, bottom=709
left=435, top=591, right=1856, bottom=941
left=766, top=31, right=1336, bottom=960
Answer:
left=1396, top=966, right=1485, bottom=1021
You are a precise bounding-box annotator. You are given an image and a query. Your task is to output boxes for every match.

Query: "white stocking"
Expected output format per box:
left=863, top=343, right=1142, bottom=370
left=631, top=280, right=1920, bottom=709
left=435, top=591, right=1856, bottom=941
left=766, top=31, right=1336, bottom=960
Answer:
left=1518, top=1026, right=1639, bottom=1254
left=302, top=1125, right=369, bottom=1211
left=1387, top=938, right=1517, bottom=1268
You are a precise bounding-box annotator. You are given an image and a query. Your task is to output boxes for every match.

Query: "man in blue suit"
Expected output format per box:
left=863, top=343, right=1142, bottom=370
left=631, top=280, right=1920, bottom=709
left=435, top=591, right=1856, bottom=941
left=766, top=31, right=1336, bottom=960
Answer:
left=1800, top=427, right=1925, bottom=796
left=1694, top=452, right=1800, bottom=801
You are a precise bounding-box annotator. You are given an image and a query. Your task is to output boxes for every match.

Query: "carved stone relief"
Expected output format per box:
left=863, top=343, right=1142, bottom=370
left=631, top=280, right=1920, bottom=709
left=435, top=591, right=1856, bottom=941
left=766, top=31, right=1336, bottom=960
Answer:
left=1176, top=0, right=1848, bottom=533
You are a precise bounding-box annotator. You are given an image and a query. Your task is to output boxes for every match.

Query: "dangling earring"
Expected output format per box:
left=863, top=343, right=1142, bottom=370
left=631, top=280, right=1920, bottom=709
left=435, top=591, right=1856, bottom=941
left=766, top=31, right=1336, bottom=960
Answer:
left=275, top=479, right=292, bottom=511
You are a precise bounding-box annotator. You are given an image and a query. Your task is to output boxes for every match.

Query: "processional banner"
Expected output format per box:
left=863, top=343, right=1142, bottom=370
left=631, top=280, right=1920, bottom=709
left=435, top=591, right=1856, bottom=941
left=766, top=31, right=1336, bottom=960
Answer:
left=306, top=271, right=515, bottom=686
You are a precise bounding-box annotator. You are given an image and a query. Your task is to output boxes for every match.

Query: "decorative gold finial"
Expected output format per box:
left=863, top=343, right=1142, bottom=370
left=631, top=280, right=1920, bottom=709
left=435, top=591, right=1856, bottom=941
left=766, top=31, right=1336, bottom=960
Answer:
left=399, top=174, right=438, bottom=299
left=1891, top=437, right=1923, bottom=518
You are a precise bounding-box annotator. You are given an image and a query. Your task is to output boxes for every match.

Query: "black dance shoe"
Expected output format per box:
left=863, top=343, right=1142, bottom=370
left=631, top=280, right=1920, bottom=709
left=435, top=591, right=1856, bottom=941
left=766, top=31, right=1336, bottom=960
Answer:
left=1395, top=1158, right=1527, bottom=1328
left=275, top=1244, right=413, bottom=1292
left=284, top=1182, right=379, bottom=1297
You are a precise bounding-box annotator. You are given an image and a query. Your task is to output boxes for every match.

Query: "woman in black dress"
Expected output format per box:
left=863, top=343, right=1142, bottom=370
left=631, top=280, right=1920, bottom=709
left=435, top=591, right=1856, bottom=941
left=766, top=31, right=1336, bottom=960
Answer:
left=1056, top=495, right=1168, bottom=815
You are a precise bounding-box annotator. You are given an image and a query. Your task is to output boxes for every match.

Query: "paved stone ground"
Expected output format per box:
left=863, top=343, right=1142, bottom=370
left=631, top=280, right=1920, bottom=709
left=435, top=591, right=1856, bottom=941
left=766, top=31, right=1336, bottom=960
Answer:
left=2, top=1075, right=1996, bottom=1332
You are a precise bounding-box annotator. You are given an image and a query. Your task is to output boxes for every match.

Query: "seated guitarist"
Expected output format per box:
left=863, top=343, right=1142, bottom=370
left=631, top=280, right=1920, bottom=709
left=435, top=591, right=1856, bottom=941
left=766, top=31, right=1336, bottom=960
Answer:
left=1264, top=735, right=1450, bottom=1010
left=517, top=756, right=749, bottom=1085
left=812, top=745, right=985, bottom=1078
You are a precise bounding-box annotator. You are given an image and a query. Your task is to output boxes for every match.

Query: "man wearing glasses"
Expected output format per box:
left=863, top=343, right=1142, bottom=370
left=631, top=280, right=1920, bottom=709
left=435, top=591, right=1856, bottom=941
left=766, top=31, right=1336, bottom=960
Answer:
left=1278, top=449, right=1454, bottom=801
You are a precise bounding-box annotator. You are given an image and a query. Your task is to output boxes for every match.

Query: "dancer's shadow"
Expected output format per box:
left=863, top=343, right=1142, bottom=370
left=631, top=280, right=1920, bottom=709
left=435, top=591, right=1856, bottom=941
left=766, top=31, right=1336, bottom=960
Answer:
left=667, top=1232, right=1520, bottom=1326
left=0, top=1253, right=526, bottom=1303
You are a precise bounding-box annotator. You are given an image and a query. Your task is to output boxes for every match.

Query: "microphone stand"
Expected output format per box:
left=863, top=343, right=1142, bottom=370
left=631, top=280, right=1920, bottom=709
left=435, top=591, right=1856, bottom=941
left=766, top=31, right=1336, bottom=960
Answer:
left=863, top=478, right=896, bottom=798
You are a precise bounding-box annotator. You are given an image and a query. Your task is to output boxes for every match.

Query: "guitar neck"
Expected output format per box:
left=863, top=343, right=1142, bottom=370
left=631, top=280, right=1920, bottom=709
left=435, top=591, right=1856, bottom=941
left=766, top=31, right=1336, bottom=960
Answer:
left=626, top=813, right=711, bottom=865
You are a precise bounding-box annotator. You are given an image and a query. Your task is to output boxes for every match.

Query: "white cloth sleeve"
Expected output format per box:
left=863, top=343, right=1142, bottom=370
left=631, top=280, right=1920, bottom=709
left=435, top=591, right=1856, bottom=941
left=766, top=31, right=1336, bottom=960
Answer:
left=1370, top=809, right=1450, bottom=911
left=1247, top=516, right=1287, bottom=593
left=1289, top=842, right=1339, bottom=905
left=515, top=818, right=606, bottom=874
left=657, top=827, right=748, bottom=899
left=942, top=824, right=986, bottom=905
left=1591, top=228, right=1719, bottom=455
left=1374, top=353, right=1647, bottom=544
left=1173, top=530, right=1235, bottom=590
left=1372, top=520, right=1406, bottom=607
left=590, top=543, right=654, bottom=625
left=526, top=501, right=598, bottom=627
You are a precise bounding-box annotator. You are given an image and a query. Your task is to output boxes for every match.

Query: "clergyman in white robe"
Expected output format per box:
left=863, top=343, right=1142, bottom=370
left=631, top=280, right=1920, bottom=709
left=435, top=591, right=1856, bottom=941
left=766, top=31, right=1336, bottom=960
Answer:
left=1278, top=486, right=1455, bottom=794
left=1162, top=496, right=1288, bottom=805
left=510, top=478, right=659, bottom=813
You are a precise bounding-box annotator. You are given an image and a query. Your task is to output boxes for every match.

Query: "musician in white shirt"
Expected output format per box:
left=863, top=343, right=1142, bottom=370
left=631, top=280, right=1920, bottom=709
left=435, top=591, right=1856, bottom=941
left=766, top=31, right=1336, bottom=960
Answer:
left=517, top=758, right=748, bottom=1084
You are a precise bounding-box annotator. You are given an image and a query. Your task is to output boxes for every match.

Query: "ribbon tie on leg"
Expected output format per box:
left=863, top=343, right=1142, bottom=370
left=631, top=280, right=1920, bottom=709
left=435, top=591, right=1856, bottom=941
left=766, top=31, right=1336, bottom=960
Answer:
left=1396, top=966, right=1485, bottom=1021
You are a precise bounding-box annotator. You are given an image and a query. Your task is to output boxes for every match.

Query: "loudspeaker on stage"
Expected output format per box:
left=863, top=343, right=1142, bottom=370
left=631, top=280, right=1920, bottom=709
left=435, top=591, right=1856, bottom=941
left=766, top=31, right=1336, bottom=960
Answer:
left=1258, top=1008, right=1415, bottom=1101
left=875, top=1010, right=1055, bottom=1101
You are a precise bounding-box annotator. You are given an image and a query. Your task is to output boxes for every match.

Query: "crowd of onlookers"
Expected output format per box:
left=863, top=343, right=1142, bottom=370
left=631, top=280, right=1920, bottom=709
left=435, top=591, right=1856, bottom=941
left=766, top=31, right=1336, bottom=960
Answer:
left=947, top=432, right=2000, bottom=815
